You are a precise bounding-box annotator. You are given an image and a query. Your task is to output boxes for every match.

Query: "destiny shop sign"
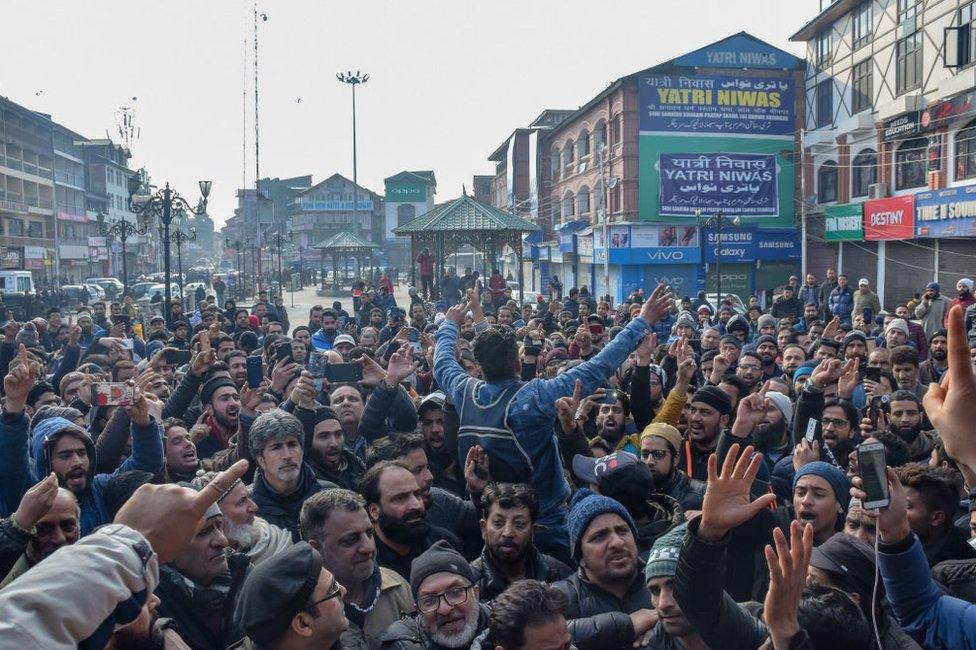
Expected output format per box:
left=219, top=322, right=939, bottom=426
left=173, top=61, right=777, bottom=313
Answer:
left=863, top=195, right=915, bottom=241
left=658, top=152, right=778, bottom=216
left=639, top=74, right=795, bottom=138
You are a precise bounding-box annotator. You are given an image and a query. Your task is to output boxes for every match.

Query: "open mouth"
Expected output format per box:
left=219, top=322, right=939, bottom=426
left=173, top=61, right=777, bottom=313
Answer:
left=797, top=510, right=817, bottom=522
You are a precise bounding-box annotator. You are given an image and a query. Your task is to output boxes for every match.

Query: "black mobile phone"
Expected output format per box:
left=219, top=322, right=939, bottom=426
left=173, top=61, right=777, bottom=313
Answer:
left=862, top=308, right=872, bottom=324
left=408, top=329, right=420, bottom=343
left=865, top=366, right=881, bottom=383
left=246, top=356, right=263, bottom=388
left=857, top=441, right=890, bottom=509
left=275, top=341, right=294, bottom=364
left=165, top=349, right=192, bottom=366
left=324, top=362, right=363, bottom=383
left=688, top=339, right=702, bottom=354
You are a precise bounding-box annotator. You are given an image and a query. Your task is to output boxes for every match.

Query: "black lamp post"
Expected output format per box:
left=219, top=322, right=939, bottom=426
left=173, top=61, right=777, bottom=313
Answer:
left=268, top=230, right=289, bottom=301
left=171, top=226, right=197, bottom=302
left=695, top=209, right=742, bottom=309
left=225, top=237, right=245, bottom=300
left=96, top=211, right=146, bottom=297
left=127, top=177, right=211, bottom=324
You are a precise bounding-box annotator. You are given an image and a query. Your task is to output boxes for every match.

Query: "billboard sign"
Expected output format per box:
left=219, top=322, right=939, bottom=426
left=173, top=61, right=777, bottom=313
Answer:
left=639, top=74, right=795, bottom=137
left=658, top=152, right=778, bottom=216
left=824, top=203, right=864, bottom=241
left=703, top=227, right=757, bottom=263
left=915, top=183, right=976, bottom=238
left=864, top=195, right=915, bottom=241
left=670, top=34, right=799, bottom=70
left=755, top=229, right=801, bottom=260
left=301, top=200, right=374, bottom=212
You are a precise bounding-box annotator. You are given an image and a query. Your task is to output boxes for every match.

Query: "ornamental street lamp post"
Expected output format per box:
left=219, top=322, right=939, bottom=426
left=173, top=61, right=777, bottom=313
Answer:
left=171, top=227, right=197, bottom=303
left=695, top=209, right=741, bottom=309
left=96, top=211, right=146, bottom=297
left=128, top=178, right=211, bottom=324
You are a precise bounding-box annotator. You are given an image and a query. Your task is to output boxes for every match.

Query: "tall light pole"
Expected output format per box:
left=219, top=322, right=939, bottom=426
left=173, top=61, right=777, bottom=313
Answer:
left=337, top=71, right=368, bottom=238
left=225, top=237, right=245, bottom=299
left=128, top=177, right=211, bottom=323
left=598, top=143, right=618, bottom=302
left=696, top=209, right=741, bottom=309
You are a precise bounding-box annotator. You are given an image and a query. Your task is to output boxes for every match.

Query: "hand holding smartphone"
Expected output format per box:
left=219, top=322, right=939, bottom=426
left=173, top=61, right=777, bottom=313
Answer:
left=246, top=356, right=263, bottom=388
left=857, top=441, right=890, bottom=509
left=91, top=382, right=134, bottom=407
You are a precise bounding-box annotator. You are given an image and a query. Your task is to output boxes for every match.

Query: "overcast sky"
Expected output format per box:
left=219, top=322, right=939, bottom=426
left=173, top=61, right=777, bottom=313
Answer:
left=6, top=0, right=818, bottom=229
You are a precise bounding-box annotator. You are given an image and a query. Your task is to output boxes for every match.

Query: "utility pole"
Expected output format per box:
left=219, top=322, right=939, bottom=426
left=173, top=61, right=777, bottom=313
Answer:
left=337, top=71, right=369, bottom=238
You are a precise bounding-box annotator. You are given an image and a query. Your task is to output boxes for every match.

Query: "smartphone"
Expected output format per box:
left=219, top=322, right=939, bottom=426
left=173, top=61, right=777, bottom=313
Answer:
left=91, top=382, right=134, bottom=407
left=857, top=441, right=891, bottom=509
left=688, top=339, right=702, bottom=354
left=862, top=308, right=872, bottom=324
left=324, top=362, right=363, bottom=383
left=804, top=417, right=818, bottom=443
left=865, top=366, right=881, bottom=383
left=275, top=341, right=294, bottom=364
left=165, top=349, right=192, bottom=366
left=246, top=356, right=263, bottom=388
left=408, top=328, right=420, bottom=343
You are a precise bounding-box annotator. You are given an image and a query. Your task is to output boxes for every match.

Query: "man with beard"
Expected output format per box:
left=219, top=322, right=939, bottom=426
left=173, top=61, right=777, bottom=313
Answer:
left=194, top=378, right=242, bottom=459
left=295, top=395, right=365, bottom=490
left=223, top=349, right=248, bottom=389
left=920, top=329, right=948, bottom=385
left=890, top=344, right=926, bottom=401
left=0, top=479, right=79, bottom=588
left=638, top=423, right=705, bottom=511
left=682, top=386, right=732, bottom=481
left=552, top=490, right=657, bottom=649
left=301, top=489, right=413, bottom=647
left=727, top=392, right=794, bottom=483
left=380, top=540, right=489, bottom=649
left=915, top=282, right=949, bottom=338
left=947, top=277, right=976, bottom=326
left=884, top=390, right=938, bottom=463
left=470, top=483, right=571, bottom=601
left=590, top=390, right=638, bottom=454
left=161, top=418, right=200, bottom=482
left=418, top=392, right=463, bottom=496
left=361, top=460, right=461, bottom=580
left=1, top=357, right=164, bottom=536
left=780, top=343, right=807, bottom=382
left=896, top=465, right=976, bottom=566
left=733, top=352, right=764, bottom=396
left=249, top=409, right=333, bottom=541
left=155, top=496, right=250, bottom=650
left=841, top=329, right=868, bottom=370
left=753, top=335, right=782, bottom=380
left=312, top=308, right=340, bottom=351
left=644, top=523, right=708, bottom=650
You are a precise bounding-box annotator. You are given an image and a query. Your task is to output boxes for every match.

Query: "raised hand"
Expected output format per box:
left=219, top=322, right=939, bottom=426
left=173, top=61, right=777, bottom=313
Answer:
left=386, top=349, right=420, bottom=385
left=445, top=303, right=466, bottom=326
left=241, top=381, right=268, bottom=415
left=835, top=358, right=859, bottom=398
left=639, top=283, right=674, bottom=326
left=699, top=444, right=776, bottom=542
left=809, top=358, right=843, bottom=390
left=3, top=345, right=36, bottom=413
left=822, top=316, right=841, bottom=341
left=924, top=305, right=976, bottom=470
left=464, top=445, right=492, bottom=494
left=731, top=393, right=768, bottom=438
left=189, top=409, right=212, bottom=443
left=710, top=353, right=731, bottom=383
left=270, top=361, right=298, bottom=394
left=125, top=385, right=152, bottom=425
left=114, top=460, right=249, bottom=563
left=851, top=467, right=911, bottom=544
left=555, top=379, right=583, bottom=433
left=763, top=521, right=813, bottom=650
left=13, top=472, right=60, bottom=531
left=289, top=371, right=317, bottom=409
left=634, top=333, right=658, bottom=366
left=358, top=353, right=386, bottom=387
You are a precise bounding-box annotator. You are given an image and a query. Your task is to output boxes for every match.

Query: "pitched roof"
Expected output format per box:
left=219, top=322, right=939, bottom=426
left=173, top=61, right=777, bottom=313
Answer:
left=312, top=230, right=378, bottom=250
left=393, top=195, right=539, bottom=234
left=384, top=170, right=437, bottom=186
left=297, top=173, right=381, bottom=200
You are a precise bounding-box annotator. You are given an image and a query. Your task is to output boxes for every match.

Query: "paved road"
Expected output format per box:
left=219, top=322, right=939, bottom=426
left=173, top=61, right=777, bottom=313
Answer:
left=277, top=282, right=413, bottom=330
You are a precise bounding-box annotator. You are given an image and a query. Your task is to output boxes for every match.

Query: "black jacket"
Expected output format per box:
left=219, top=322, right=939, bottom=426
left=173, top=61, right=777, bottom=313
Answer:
left=553, top=570, right=649, bottom=650
left=470, top=546, right=572, bottom=601
left=0, top=517, right=29, bottom=580
left=155, top=552, right=251, bottom=650
left=658, top=470, right=705, bottom=512
left=379, top=603, right=490, bottom=649
left=250, top=463, right=335, bottom=541
left=375, top=525, right=463, bottom=581
left=290, top=403, right=366, bottom=491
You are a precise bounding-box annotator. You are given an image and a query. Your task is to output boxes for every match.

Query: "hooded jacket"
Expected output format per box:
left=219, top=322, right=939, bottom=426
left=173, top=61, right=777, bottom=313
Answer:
left=30, top=416, right=164, bottom=536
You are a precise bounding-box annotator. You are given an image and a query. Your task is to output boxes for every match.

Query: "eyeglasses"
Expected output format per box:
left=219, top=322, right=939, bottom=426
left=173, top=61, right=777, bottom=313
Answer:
left=641, top=449, right=669, bottom=461
left=738, top=364, right=762, bottom=372
left=416, top=585, right=471, bottom=613
left=820, top=417, right=848, bottom=428
left=305, top=578, right=343, bottom=611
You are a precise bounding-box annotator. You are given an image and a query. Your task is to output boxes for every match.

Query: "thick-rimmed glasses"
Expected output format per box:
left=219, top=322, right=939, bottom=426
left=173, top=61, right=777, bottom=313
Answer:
left=305, top=578, right=343, bottom=611
left=417, top=585, right=472, bottom=613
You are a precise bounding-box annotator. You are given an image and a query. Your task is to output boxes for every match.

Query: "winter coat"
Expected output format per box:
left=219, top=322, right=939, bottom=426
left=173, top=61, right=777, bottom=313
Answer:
left=915, top=294, right=950, bottom=338
left=340, top=565, right=414, bottom=649
left=379, top=604, right=490, bottom=650
left=828, top=286, right=855, bottom=325
left=250, top=463, right=335, bottom=541
left=553, top=570, right=649, bottom=650
left=471, top=545, right=572, bottom=601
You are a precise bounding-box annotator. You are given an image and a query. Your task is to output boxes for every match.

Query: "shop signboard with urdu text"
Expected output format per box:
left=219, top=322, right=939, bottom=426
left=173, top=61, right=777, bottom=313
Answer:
left=823, top=203, right=864, bottom=241
left=863, top=195, right=915, bottom=241
left=915, top=183, right=976, bottom=238
left=658, top=152, right=778, bottom=216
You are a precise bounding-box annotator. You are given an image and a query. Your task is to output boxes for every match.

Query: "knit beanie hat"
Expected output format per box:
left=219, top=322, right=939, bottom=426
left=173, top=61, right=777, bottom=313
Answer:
left=15, top=325, right=39, bottom=349
left=689, top=385, right=732, bottom=416
left=793, top=461, right=851, bottom=513
left=754, top=334, right=777, bottom=349
left=793, top=363, right=815, bottom=383
left=757, top=314, right=777, bottom=330
left=568, top=488, right=638, bottom=560
left=885, top=318, right=909, bottom=336
left=842, top=330, right=866, bottom=349
left=726, top=315, right=750, bottom=334
left=675, top=312, right=698, bottom=332
left=409, top=540, right=475, bottom=598
left=201, top=377, right=238, bottom=406
left=765, top=391, right=794, bottom=426
left=645, top=522, right=688, bottom=580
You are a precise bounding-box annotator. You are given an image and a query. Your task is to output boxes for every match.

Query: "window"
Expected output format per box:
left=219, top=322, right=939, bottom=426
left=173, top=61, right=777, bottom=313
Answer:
left=853, top=3, right=873, bottom=50
left=7, top=218, right=24, bottom=236
left=818, top=161, right=839, bottom=203
left=816, top=79, right=833, bottom=128
left=816, top=30, right=832, bottom=66
left=960, top=2, right=976, bottom=67
left=895, top=137, right=928, bottom=190
left=955, top=121, right=976, bottom=180
left=896, top=31, right=922, bottom=94
left=578, top=187, right=591, bottom=214
left=578, top=131, right=590, bottom=158
left=898, top=0, right=918, bottom=25
left=550, top=148, right=561, bottom=180
left=563, top=141, right=575, bottom=167
left=594, top=121, right=607, bottom=152
left=851, top=149, right=877, bottom=197
left=852, top=59, right=873, bottom=114
left=563, top=192, right=575, bottom=217
left=397, top=203, right=416, bottom=226
left=611, top=116, right=621, bottom=144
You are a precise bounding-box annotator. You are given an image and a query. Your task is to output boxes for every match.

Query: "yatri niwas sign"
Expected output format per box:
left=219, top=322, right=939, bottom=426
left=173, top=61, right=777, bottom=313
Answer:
left=658, top=153, right=778, bottom=216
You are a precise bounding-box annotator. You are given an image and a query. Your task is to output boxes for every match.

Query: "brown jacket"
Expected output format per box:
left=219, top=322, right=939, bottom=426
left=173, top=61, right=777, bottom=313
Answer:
left=339, top=566, right=414, bottom=650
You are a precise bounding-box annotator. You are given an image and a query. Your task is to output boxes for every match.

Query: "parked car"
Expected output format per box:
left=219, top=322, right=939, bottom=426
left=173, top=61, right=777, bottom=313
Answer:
left=84, top=283, right=106, bottom=301
left=85, top=277, right=125, bottom=298
left=148, top=283, right=183, bottom=302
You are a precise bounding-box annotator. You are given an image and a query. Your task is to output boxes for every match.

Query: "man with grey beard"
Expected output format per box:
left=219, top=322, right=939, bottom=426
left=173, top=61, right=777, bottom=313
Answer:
left=191, top=471, right=292, bottom=564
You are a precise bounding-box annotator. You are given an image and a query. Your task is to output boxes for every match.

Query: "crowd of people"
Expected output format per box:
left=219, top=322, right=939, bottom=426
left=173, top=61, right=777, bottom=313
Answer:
left=0, top=266, right=975, bottom=649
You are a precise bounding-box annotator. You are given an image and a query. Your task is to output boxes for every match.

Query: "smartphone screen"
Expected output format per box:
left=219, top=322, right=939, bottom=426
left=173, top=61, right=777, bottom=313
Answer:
left=324, top=362, right=363, bottom=383
left=165, top=349, right=192, bottom=366
left=275, top=341, right=294, bottom=364
left=857, top=442, right=890, bottom=509
left=91, top=382, right=133, bottom=407
left=246, top=356, right=263, bottom=388
left=865, top=366, right=881, bottom=383
left=804, top=418, right=818, bottom=443
left=862, top=308, right=872, bottom=324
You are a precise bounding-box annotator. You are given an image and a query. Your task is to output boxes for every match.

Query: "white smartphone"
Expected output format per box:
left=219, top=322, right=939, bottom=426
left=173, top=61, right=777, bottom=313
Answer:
left=857, top=441, right=890, bottom=510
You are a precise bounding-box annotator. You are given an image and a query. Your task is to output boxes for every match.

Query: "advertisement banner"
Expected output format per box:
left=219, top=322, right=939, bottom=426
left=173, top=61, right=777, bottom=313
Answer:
left=630, top=225, right=699, bottom=248
left=864, top=195, right=915, bottom=241
left=670, top=34, right=798, bottom=70
left=881, top=112, right=922, bottom=141
left=639, top=74, right=795, bottom=137
left=57, top=211, right=88, bottom=223
left=703, top=227, right=757, bottom=263
left=638, top=135, right=794, bottom=226
left=23, top=246, right=46, bottom=260
left=915, top=183, right=976, bottom=238
left=658, top=152, right=778, bottom=216
left=824, top=203, right=864, bottom=241
left=755, top=229, right=801, bottom=260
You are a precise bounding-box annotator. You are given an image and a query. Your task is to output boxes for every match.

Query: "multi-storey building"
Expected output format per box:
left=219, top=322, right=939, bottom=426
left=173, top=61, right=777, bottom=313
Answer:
left=291, top=173, right=383, bottom=250
left=794, top=0, right=976, bottom=306
left=383, top=170, right=436, bottom=270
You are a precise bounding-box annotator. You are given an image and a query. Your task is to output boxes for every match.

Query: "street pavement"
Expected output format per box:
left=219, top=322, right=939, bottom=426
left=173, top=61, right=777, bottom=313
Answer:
left=277, top=282, right=413, bottom=330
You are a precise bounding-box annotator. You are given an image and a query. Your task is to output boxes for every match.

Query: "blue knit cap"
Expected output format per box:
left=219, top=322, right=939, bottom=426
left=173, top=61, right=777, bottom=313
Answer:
left=793, top=461, right=851, bottom=513
left=568, top=488, right=638, bottom=559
